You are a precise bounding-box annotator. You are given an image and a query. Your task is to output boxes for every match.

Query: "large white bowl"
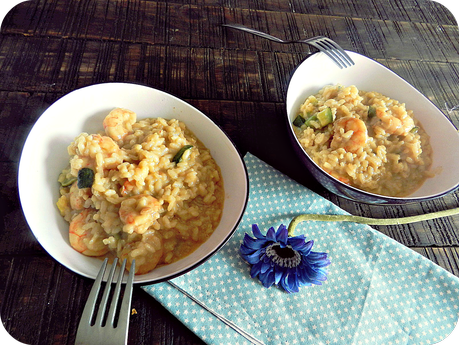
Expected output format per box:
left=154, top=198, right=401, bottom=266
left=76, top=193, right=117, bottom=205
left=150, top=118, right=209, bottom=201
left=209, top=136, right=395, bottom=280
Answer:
left=286, top=51, right=459, bottom=204
left=18, top=82, right=249, bottom=283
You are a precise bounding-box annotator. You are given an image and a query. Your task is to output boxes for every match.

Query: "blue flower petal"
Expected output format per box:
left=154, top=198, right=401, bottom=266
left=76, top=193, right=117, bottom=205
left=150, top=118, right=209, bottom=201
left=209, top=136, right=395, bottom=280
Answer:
left=287, top=237, right=307, bottom=250
left=239, top=244, right=255, bottom=256
left=252, top=224, right=265, bottom=240
left=260, top=259, right=273, bottom=274
left=302, top=264, right=328, bottom=284
left=274, top=268, right=284, bottom=284
left=288, top=273, right=300, bottom=292
left=266, top=227, right=277, bottom=242
left=296, top=268, right=310, bottom=285
left=305, top=251, right=330, bottom=264
left=299, top=240, right=314, bottom=256
left=241, top=233, right=268, bottom=250
left=275, top=225, right=289, bottom=245
left=316, top=268, right=329, bottom=280
left=315, top=258, right=332, bottom=268
left=250, top=261, right=263, bottom=278
left=280, top=273, right=299, bottom=294
left=242, top=249, right=265, bottom=265
left=259, top=268, right=276, bottom=288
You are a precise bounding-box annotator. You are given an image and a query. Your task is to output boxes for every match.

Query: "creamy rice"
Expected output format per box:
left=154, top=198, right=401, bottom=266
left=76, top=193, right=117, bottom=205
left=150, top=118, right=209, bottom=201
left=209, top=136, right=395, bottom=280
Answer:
left=57, top=108, right=224, bottom=274
left=293, top=85, right=433, bottom=197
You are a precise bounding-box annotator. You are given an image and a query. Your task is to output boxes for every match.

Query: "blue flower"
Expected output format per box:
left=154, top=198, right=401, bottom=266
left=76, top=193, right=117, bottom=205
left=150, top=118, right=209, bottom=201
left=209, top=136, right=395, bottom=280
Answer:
left=240, top=224, right=331, bottom=293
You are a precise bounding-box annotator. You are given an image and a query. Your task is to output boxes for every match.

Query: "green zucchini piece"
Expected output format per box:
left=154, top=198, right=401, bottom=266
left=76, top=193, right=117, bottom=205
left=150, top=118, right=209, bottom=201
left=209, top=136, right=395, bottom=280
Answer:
left=60, top=175, right=77, bottom=187
left=77, top=168, right=95, bottom=189
left=294, top=108, right=334, bottom=129
left=293, top=114, right=306, bottom=127
left=172, top=145, right=193, bottom=163
left=58, top=167, right=77, bottom=187
left=309, top=96, right=318, bottom=105
left=303, top=107, right=334, bottom=129
left=368, top=106, right=376, bottom=118
left=316, top=107, right=334, bottom=127
left=304, top=114, right=321, bottom=128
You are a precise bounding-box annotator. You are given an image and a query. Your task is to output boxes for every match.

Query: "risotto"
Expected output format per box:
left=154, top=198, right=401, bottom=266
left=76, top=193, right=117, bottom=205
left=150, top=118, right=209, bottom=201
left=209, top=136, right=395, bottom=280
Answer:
left=56, top=108, right=224, bottom=274
left=293, top=85, right=433, bottom=197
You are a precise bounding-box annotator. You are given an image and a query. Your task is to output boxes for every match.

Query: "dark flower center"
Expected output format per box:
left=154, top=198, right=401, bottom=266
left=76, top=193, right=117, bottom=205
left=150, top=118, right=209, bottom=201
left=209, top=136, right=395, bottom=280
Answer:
left=265, top=243, right=301, bottom=268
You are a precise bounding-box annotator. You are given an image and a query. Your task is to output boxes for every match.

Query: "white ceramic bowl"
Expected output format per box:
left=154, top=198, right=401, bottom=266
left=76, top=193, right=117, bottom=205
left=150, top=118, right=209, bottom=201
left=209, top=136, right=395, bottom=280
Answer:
left=18, top=82, right=249, bottom=283
left=286, top=51, right=459, bottom=204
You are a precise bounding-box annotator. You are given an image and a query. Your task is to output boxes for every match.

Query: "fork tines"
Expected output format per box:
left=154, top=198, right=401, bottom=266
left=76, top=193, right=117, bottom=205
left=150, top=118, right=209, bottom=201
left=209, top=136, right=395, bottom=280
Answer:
left=306, top=36, right=355, bottom=69
left=75, top=258, right=135, bottom=345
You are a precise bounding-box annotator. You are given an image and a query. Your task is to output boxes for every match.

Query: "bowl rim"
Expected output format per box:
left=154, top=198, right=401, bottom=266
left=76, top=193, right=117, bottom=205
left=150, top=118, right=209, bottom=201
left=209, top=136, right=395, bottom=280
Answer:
left=286, top=51, right=459, bottom=204
left=18, top=81, right=250, bottom=283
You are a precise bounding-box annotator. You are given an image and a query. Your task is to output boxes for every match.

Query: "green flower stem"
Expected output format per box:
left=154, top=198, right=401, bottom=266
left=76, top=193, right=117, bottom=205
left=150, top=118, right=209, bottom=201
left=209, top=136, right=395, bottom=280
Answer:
left=287, top=207, right=459, bottom=236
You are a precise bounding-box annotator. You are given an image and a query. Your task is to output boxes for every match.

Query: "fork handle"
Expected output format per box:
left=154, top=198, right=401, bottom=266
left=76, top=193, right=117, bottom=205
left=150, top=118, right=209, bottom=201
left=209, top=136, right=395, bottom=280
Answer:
left=222, top=24, right=286, bottom=43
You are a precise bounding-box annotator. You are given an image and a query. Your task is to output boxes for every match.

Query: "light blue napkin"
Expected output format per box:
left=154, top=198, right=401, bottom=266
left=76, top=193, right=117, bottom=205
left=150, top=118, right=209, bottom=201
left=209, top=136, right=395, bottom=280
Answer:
left=142, top=153, right=459, bottom=345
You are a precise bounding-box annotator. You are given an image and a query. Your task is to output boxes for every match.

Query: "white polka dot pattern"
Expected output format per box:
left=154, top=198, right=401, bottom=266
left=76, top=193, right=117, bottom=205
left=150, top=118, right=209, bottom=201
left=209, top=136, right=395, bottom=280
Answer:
left=142, top=153, right=459, bottom=345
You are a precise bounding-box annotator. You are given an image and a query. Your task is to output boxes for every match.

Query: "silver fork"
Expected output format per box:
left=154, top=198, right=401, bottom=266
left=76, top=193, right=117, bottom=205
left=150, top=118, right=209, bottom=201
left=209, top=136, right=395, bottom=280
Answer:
left=75, top=258, right=135, bottom=345
left=222, top=23, right=355, bottom=69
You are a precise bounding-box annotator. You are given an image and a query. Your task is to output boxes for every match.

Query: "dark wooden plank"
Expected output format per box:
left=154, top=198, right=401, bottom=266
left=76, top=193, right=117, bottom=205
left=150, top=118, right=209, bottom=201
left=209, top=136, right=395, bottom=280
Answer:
left=343, top=18, right=459, bottom=61
left=0, top=91, right=55, bottom=162
left=0, top=162, right=44, bottom=256
left=0, top=256, right=68, bottom=344
left=3, top=0, right=172, bottom=44
left=4, top=0, right=456, bottom=32
left=412, top=246, right=459, bottom=276
left=2, top=1, right=458, bottom=63
left=0, top=36, right=300, bottom=98
left=258, top=0, right=456, bottom=25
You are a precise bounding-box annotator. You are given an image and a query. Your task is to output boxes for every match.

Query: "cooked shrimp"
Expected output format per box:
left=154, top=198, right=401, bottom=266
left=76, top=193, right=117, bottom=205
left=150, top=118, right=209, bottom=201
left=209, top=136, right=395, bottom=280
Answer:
left=119, top=232, right=164, bottom=274
left=120, top=180, right=135, bottom=196
left=69, top=181, right=92, bottom=210
left=69, top=208, right=109, bottom=256
left=69, top=133, right=123, bottom=171
left=103, top=108, right=136, bottom=141
left=331, top=117, right=368, bottom=153
left=373, top=107, right=414, bottom=136
left=119, top=194, right=161, bottom=234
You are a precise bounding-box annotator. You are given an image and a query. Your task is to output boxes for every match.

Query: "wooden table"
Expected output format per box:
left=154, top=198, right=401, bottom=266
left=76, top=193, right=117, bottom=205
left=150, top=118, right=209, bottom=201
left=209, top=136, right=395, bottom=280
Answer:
left=1, top=0, right=458, bottom=344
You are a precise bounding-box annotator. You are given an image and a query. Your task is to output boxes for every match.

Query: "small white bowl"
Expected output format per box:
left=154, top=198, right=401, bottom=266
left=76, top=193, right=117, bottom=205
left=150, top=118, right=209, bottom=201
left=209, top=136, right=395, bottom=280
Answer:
left=286, top=51, right=459, bottom=204
left=18, top=82, right=249, bottom=283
